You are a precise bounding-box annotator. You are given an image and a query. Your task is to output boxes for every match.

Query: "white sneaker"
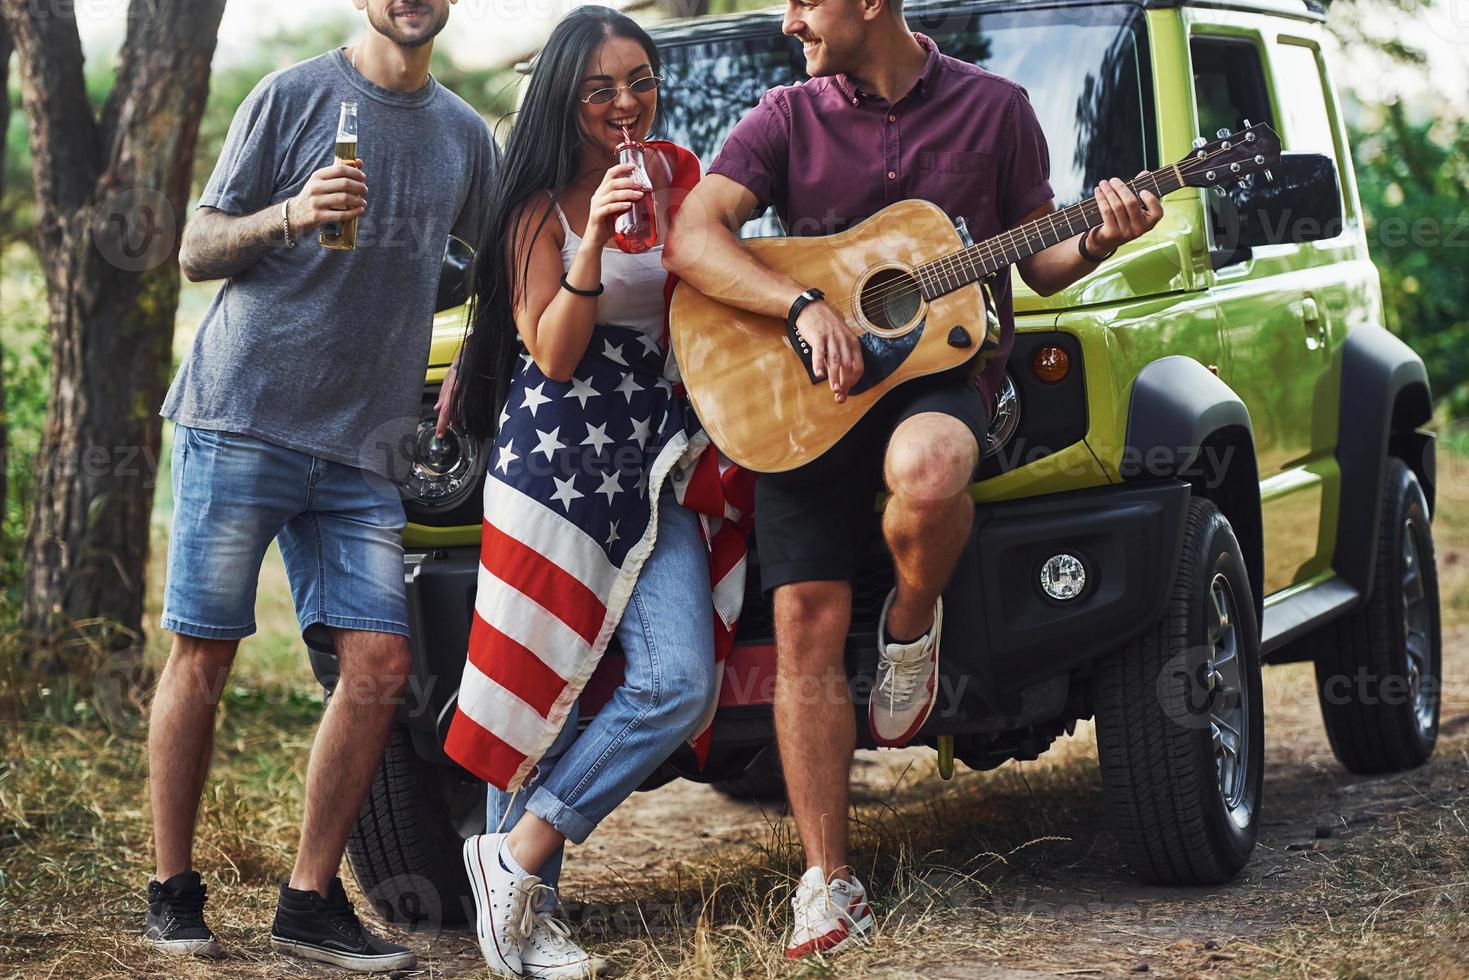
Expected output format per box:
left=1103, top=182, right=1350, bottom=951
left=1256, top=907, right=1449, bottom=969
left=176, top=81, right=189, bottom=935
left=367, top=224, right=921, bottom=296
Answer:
left=463, top=833, right=546, bottom=977
left=522, top=911, right=607, bottom=979
left=870, top=591, right=943, bottom=747
left=785, top=866, right=874, bottom=960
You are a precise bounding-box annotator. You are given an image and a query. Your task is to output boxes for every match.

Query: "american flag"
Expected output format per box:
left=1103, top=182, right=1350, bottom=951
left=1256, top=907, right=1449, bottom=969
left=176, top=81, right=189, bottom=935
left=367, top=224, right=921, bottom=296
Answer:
left=444, top=326, right=751, bottom=790
left=443, top=142, right=752, bottom=791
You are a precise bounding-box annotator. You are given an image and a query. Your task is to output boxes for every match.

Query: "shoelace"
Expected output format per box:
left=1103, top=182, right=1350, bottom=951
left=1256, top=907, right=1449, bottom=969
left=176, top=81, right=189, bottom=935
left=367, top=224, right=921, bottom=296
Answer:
left=877, top=653, right=929, bottom=711
left=162, top=887, right=208, bottom=930
left=507, top=878, right=555, bottom=945
left=792, top=882, right=836, bottom=928
left=319, top=892, right=366, bottom=942
left=531, top=911, right=580, bottom=954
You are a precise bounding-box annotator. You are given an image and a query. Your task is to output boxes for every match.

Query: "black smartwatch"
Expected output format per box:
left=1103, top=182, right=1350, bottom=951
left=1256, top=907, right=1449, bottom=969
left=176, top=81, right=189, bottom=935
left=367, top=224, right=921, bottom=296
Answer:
left=786, top=287, right=825, bottom=332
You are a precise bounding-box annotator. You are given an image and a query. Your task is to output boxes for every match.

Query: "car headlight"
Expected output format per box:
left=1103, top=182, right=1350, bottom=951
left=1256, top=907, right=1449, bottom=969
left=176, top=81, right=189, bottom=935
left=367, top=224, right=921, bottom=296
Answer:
left=985, top=371, right=1020, bottom=455
left=402, top=416, right=482, bottom=511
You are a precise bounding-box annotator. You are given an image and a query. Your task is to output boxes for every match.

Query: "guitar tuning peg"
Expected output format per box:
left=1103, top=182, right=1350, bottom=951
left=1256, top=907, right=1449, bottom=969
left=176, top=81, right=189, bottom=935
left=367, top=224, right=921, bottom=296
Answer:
left=1264, top=169, right=1274, bottom=182
left=1212, top=185, right=1227, bottom=197
left=1216, top=128, right=1231, bottom=139
left=1242, top=118, right=1252, bottom=128
left=1192, top=136, right=1207, bottom=149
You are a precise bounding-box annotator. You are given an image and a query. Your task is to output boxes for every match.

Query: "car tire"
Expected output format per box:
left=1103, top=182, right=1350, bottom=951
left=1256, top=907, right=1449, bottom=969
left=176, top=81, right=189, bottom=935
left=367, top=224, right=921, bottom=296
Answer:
left=711, top=746, right=786, bottom=802
left=1092, top=497, right=1264, bottom=885
left=345, top=724, right=486, bottom=928
left=1310, top=457, right=1441, bottom=774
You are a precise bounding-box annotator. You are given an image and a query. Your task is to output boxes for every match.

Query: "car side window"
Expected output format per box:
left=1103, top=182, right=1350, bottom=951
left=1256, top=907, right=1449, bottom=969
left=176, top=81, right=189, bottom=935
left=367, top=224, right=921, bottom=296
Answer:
left=1272, top=42, right=1338, bottom=162
left=1190, top=36, right=1275, bottom=144
left=1190, top=36, right=1275, bottom=265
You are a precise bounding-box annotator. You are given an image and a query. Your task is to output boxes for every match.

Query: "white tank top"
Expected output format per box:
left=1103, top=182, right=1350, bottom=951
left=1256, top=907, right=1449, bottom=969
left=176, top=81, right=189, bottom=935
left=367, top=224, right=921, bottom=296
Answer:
left=554, top=205, right=667, bottom=341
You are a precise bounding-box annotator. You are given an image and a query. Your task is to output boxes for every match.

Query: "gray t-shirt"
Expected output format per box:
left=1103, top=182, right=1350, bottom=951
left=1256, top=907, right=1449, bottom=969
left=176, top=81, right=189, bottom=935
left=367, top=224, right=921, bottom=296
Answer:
left=162, top=49, right=498, bottom=479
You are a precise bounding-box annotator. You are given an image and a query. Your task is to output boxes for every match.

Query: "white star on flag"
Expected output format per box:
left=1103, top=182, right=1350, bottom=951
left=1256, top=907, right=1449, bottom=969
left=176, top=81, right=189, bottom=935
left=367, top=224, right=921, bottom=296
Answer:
left=498, top=404, right=510, bottom=429
left=602, top=340, right=628, bottom=366
left=521, top=382, right=551, bottom=417
left=630, top=415, right=652, bottom=446
left=605, top=520, right=620, bottom=547
left=581, top=421, right=614, bottom=455
left=565, top=376, right=600, bottom=408
left=550, top=475, right=583, bottom=512
left=596, top=470, right=623, bottom=504
left=495, top=442, right=520, bottom=474
left=637, top=333, right=662, bottom=357
left=616, top=373, right=641, bottom=403
left=532, top=426, right=566, bottom=460
left=519, top=352, right=535, bottom=371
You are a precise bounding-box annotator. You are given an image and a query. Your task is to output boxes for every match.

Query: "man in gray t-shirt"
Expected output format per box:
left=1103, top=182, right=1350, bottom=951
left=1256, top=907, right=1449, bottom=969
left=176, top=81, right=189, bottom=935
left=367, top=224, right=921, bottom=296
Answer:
left=145, top=1, right=495, bottom=970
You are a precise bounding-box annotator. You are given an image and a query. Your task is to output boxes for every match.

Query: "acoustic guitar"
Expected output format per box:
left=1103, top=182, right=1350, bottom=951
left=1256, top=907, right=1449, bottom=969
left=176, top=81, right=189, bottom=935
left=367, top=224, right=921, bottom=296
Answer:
left=669, top=123, right=1282, bottom=473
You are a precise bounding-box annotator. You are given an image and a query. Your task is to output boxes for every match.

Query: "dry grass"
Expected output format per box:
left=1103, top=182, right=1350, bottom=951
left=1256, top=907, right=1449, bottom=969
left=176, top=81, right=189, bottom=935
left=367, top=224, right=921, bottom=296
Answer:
left=3, top=461, right=1469, bottom=978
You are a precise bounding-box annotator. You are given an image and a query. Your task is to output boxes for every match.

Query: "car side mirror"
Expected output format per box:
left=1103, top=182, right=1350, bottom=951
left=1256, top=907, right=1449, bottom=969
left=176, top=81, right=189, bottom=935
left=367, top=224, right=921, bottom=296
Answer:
left=1208, top=152, right=1344, bottom=267
left=436, top=235, right=474, bottom=313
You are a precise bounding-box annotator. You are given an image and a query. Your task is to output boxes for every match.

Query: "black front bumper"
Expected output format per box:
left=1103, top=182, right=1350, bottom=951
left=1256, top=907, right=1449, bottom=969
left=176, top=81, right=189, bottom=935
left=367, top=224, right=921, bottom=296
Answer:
left=368, top=477, right=1191, bottom=758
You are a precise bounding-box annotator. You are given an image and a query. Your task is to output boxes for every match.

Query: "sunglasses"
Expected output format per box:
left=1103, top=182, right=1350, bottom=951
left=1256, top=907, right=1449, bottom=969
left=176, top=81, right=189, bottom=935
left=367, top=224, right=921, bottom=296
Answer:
left=581, top=75, right=663, bottom=105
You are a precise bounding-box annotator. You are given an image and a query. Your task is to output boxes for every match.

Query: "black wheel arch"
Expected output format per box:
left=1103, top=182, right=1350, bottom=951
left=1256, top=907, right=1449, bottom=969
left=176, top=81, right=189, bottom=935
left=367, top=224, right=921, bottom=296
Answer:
left=1335, top=327, right=1435, bottom=599
left=1122, top=355, right=1264, bottom=627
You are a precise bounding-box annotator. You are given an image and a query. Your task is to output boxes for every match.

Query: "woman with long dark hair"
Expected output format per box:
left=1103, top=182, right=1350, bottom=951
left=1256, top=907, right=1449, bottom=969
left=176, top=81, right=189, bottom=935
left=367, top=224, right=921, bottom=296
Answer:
left=442, top=7, right=748, bottom=977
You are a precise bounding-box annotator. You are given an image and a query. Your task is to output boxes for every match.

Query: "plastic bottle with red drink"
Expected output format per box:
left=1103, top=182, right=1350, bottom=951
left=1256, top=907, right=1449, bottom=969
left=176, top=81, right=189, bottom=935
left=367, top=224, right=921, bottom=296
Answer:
left=613, top=131, right=658, bottom=254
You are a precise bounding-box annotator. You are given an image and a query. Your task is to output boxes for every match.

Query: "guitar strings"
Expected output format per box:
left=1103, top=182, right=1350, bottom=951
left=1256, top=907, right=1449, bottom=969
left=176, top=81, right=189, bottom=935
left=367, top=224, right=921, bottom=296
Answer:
left=810, top=142, right=1247, bottom=323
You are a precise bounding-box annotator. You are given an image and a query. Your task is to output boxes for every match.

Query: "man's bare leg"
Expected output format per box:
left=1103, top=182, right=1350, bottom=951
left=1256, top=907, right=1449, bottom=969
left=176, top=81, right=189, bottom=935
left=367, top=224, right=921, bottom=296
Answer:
left=774, top=580, right=855, bottom=879
left=881, top=412, right=979, bottom=641
left=150, top=635, right=239, bottom=880
left=289, top=628, right=411, bottom=894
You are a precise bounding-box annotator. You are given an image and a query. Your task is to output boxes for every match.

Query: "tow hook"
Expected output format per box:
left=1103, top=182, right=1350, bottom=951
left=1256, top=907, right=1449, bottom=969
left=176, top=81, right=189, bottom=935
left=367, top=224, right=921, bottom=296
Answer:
left=937, top=735, right=955, bottom=779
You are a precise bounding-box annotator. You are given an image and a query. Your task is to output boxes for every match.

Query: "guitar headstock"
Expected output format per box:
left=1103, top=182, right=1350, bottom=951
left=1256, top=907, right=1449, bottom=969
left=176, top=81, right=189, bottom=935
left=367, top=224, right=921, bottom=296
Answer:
left=1175, top=122, right=1282, bottom=191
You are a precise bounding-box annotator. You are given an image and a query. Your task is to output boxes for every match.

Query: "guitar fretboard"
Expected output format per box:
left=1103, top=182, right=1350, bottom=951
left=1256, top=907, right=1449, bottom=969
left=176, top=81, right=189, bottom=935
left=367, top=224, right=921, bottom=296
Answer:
left=916, top=168, right=1181, bottom=298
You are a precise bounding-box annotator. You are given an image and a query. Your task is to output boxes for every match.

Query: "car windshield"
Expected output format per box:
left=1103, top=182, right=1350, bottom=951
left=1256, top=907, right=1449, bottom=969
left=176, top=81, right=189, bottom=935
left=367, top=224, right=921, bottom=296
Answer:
left=655, top=3, right=1155, bottom=234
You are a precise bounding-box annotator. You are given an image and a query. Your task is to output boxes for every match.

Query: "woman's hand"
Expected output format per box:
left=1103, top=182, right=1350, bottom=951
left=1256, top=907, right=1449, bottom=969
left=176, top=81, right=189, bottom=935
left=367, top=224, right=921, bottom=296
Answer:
left=434, top=362, right=458, bottom=438
left=581, top=162, right=645, bottom=250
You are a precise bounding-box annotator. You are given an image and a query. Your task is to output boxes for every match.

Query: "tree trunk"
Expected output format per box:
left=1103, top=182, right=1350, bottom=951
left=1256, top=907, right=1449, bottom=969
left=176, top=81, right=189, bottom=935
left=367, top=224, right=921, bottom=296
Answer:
left=2, top=0, right=226, bottom=669
left=0, top=19, right=11, bottom=550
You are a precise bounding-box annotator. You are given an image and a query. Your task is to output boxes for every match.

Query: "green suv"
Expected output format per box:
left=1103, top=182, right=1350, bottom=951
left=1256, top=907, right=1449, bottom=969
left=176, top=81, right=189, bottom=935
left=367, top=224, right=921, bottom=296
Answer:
left=312, top=0, right=1443, bottom=927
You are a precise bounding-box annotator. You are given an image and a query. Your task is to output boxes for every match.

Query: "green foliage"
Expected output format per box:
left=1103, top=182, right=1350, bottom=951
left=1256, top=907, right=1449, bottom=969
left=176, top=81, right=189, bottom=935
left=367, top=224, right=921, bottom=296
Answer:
left=1, top=247, right=49, bottom=609
left=1351, top=103, right=1469, bottom=416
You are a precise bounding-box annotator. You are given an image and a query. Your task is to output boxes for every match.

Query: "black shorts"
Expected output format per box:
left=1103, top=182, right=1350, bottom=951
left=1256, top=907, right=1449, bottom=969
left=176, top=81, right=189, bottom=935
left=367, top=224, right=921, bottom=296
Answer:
left=753, top=369, right=989, bottom=592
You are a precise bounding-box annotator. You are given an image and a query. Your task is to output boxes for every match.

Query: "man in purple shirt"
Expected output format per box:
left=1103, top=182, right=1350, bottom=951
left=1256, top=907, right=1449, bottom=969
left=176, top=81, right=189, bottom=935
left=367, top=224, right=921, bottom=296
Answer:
left=665, top=0, right=1162, bottom=959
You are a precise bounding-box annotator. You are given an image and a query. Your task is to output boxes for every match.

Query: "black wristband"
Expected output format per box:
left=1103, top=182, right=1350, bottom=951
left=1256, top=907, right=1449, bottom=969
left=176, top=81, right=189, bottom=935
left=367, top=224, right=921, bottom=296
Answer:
left=1077, top=228, right=1114, bottom=265
left=560, top=273, right=604, bottom=297
left=786, top=287, right=825, bottom=332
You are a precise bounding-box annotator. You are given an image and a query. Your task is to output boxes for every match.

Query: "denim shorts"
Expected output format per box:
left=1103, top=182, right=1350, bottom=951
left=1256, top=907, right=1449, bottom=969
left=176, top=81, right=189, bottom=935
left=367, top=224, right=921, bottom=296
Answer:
left=160, top=424, right=409, bottom=644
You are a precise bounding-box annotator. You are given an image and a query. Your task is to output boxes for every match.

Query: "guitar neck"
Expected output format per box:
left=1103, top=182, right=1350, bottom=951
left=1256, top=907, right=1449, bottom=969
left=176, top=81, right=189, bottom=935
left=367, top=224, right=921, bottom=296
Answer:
left=916, top=167, right=1182, bottom=299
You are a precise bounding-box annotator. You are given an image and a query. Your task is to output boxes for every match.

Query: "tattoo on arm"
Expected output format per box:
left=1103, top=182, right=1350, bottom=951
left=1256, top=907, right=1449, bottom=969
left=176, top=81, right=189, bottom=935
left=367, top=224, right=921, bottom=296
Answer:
left=180, top=204, right=288, bottom=282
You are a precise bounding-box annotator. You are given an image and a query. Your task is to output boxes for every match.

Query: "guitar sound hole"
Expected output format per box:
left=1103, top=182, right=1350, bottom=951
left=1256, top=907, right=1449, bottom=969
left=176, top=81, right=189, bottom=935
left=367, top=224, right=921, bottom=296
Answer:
left=859, top=268, right=923, bottom=333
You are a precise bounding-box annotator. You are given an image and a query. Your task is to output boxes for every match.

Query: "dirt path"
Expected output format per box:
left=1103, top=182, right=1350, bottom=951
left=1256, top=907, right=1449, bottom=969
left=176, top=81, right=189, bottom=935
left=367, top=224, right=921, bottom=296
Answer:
left=538, top=621, right=1469, bottom=978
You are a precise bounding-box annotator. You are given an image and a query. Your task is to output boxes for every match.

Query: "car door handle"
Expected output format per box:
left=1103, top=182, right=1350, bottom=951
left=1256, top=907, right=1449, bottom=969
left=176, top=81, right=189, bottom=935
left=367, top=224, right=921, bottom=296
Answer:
left=1301, top=296, right=1326, bottom=351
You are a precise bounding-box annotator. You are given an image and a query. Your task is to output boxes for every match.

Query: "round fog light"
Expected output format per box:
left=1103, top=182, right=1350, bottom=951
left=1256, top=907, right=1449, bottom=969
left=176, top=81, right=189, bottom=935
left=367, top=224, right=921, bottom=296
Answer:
left=1040, top=553, right=1087, bottom=600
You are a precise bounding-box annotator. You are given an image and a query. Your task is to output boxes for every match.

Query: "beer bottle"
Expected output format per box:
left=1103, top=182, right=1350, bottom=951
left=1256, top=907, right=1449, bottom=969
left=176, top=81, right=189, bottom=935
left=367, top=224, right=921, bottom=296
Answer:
left=320, top=101, right=360, bottom=250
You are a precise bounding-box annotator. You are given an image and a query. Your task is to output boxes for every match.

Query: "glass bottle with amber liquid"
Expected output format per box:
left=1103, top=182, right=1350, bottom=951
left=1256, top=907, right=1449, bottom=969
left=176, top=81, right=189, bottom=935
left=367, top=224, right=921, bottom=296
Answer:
left=320, top=101, right=359, bottom=250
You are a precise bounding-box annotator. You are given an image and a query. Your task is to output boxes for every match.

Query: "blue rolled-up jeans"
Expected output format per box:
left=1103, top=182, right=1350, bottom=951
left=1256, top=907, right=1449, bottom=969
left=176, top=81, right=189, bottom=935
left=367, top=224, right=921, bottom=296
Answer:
left=487, top=489, right=718, bottom=893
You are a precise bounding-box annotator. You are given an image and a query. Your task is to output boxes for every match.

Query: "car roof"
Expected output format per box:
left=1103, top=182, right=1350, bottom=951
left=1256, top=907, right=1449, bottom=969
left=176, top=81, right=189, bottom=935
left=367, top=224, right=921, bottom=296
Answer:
left=647, top=0, right=1325, bottom=45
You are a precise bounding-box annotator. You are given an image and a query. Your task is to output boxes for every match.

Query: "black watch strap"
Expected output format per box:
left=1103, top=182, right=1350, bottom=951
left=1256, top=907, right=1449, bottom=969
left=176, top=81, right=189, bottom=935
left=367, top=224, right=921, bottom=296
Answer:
left=784, top=287, right=825, bottom=385
left=1077, top=228, right=1114, bottom=265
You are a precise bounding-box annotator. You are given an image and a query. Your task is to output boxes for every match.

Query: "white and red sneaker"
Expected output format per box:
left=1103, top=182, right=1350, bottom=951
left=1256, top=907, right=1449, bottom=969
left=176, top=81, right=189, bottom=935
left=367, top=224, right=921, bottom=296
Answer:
left=522, top=910, right=607, bottom=979
left=785, top=866, right=875, bottom=960
left=463, top=833, right=545, bottom=977
left=870, top=591, right=943, bottom=747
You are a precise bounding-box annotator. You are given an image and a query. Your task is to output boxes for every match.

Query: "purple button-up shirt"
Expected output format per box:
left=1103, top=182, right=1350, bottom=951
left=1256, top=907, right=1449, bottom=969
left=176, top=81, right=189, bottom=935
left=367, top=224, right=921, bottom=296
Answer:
left=708, top=33, right=1054, bottom=409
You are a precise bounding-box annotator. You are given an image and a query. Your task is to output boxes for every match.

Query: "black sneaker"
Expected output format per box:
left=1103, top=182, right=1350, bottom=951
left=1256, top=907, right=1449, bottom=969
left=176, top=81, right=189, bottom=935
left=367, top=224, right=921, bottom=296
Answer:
left=270, top=877, right=417, bottom=973
left=143, top=870, right=223, bottom=959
